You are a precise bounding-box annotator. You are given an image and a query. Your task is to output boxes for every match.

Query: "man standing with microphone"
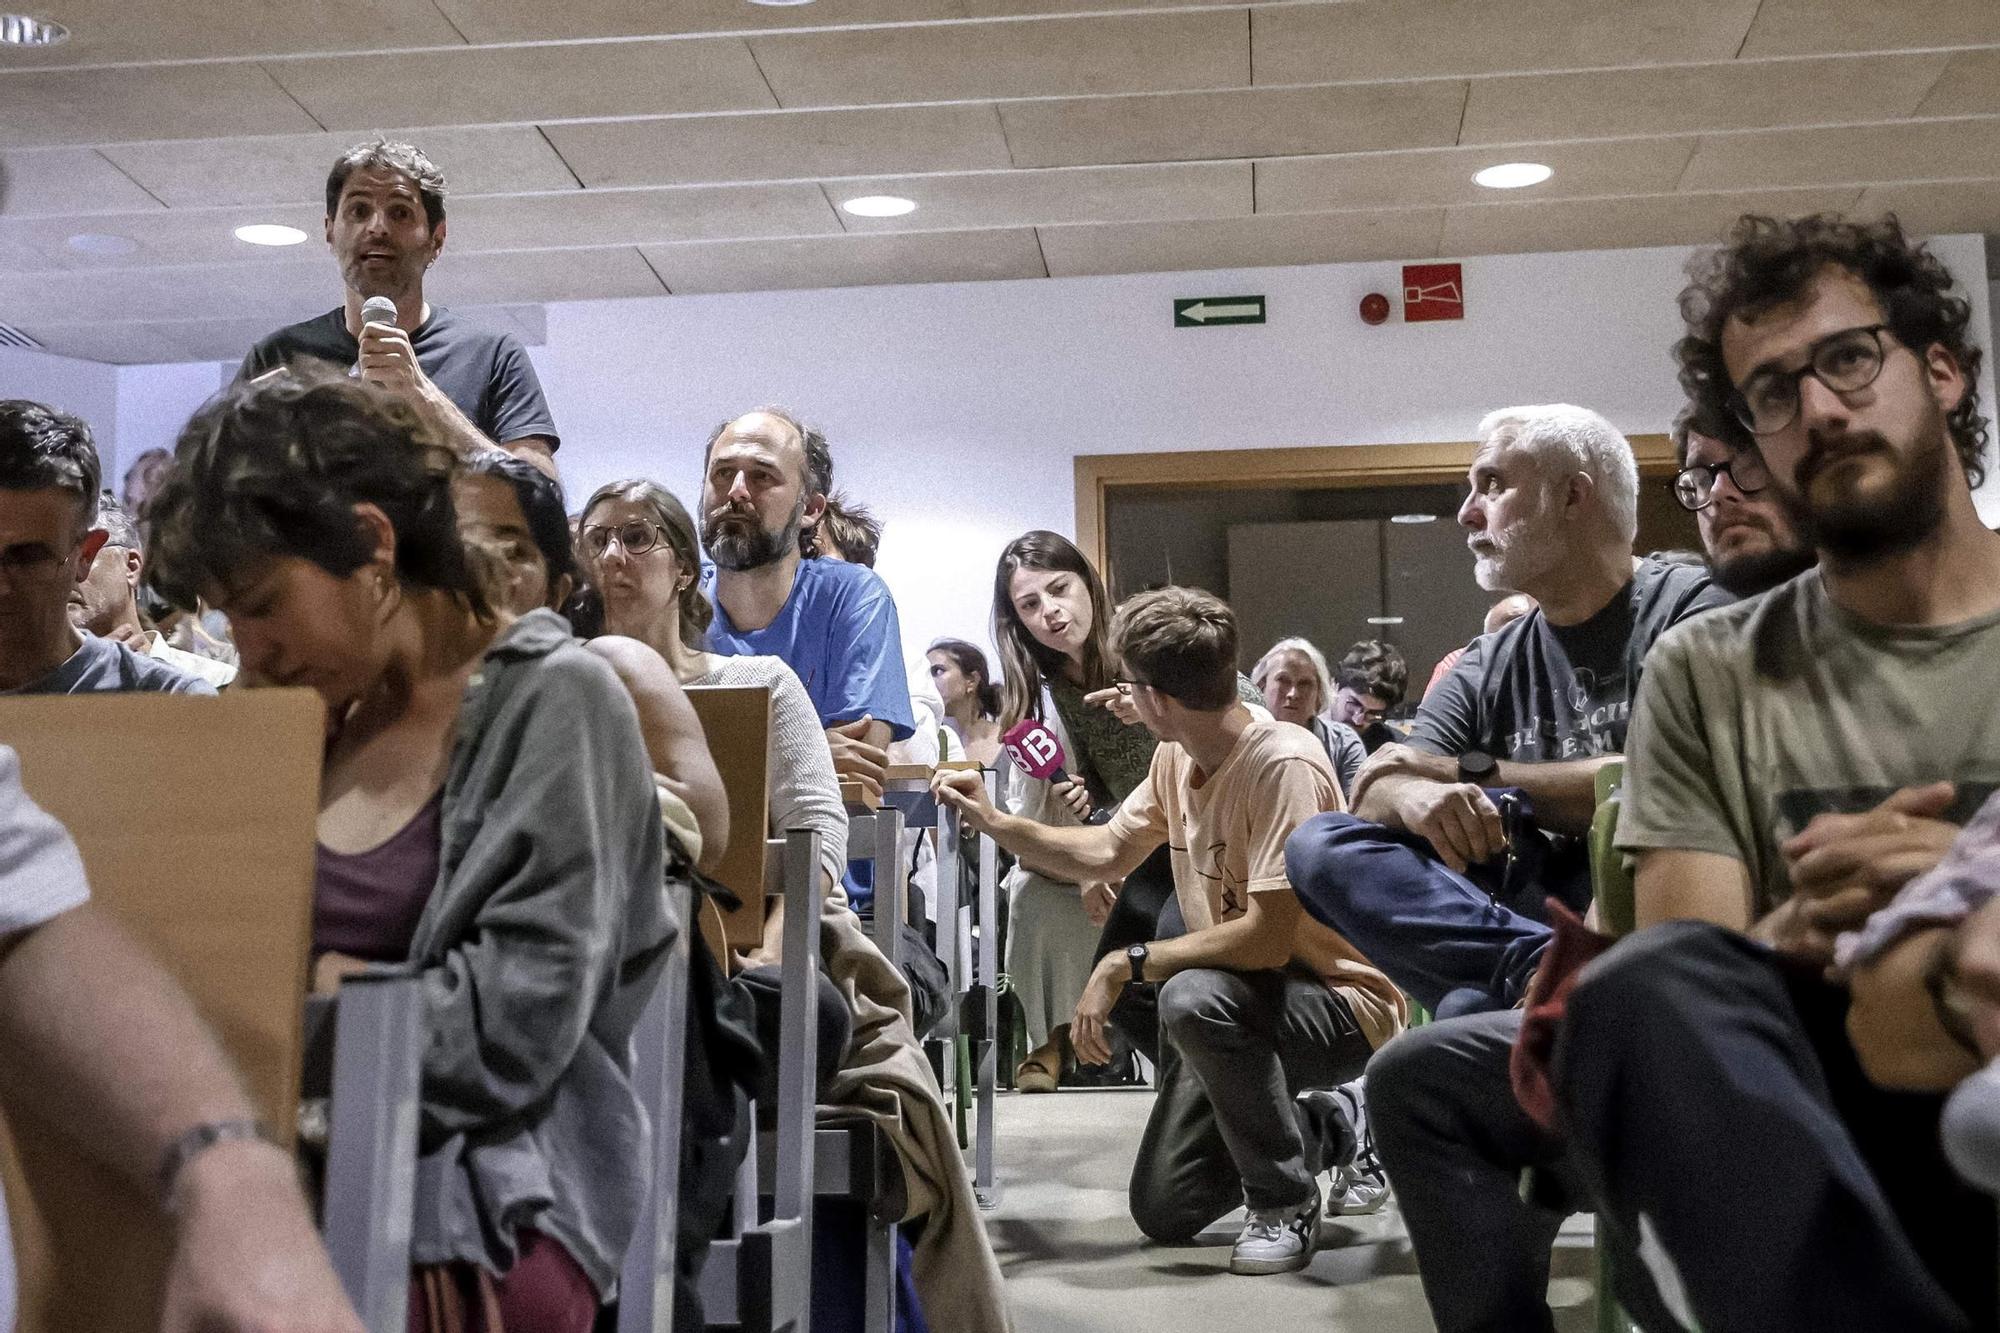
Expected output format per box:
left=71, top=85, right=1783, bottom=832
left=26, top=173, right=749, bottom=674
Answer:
left=240, top=141, right=559, bottom=474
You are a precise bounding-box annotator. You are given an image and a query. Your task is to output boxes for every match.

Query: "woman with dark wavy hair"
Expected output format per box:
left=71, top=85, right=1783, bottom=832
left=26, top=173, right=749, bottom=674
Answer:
left=147, top=366, right=672, bottom=1333
left=989, top=530, right=1280, bottom=1089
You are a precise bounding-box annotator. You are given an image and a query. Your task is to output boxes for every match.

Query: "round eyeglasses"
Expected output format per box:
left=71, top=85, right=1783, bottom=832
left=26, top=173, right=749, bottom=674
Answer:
left=1673, top=450, right=1771, bottom=512
left=580, top=520, right=668, bottom=559
left=1730, top=323, right=1892, bottom=435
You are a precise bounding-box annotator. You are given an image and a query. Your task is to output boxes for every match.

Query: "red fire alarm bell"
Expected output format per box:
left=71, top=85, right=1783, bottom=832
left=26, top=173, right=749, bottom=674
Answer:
left=1402, top=263, right=1465, bottom=322
left=1359, top=292, right=1391, bottom=325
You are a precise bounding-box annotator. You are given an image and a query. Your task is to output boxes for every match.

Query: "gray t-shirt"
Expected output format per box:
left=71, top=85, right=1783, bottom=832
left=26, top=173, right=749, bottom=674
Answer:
left=1618, top=569, right=2000, bottom=918
left=1413, top=557, right=1729, bottom=762
left=5, top=634, right=215, bottom=697
left=0, top=745, right=93, bottom=1333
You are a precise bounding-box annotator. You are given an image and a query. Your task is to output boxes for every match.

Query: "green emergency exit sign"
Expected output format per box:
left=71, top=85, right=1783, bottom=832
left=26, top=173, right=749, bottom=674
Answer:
left=1173, top=296, right=1266, bottom=328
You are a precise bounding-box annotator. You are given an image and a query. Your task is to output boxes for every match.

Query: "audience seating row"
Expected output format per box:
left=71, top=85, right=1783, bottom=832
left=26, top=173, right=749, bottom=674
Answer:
left=0, top=686, right=1003, bottom=1333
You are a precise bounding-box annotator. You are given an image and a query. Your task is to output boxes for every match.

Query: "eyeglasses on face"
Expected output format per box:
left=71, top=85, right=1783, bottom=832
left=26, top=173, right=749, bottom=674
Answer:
left=580, top=520, right=668, bottom=559
left=1729, top=323, right=1894, bottom=436
left=1673, top=449, right=1772, bottom=512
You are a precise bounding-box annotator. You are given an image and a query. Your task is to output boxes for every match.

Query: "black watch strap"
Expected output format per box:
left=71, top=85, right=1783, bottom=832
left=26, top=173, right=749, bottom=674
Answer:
left=1127, top=943, right=1149, bottom=985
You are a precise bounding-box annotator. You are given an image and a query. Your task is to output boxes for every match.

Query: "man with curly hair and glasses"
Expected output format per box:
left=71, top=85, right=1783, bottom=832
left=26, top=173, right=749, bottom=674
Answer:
left=1556, top=212, right=2000, bottom=1332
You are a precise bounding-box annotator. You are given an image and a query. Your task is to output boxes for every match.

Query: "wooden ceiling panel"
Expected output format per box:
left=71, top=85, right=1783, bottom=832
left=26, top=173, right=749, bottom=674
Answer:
left=543, top=104, right=1013, bottom=189
left=1257, top=137, right=1698, bottom=215
left=1681, top=118, right=2000, bottom=193
left=644, top=228, right=1047, bottom=293
left=263, top=39, right=777, bottom=129
left=0, top=149, right=162, bottom=217
left=0, top=64, right=322, bottom=150
left=1038, top=207, right=1446, bottom=277
left=747, top=10, right=1248, bottom=108
left=1441, top=186, right=1867, bottom=256
left=1000, top=80, right=1469, bottom=170
left=1738, top=0, right=2000, bottom=59
left=442, top=185, right=842, bottom=250
left=1462, top=53, right=1951, bottom=145
left=828, top=162, right=1250, bottom=231
left=1252, top=0, right=1760, bottom=86
left=0, top=0, right=462, bottom=67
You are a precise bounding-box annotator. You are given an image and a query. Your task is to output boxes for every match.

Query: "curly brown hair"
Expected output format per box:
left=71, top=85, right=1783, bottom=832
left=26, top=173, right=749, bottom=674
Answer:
left=1673, top=213, right=1988, bottom=487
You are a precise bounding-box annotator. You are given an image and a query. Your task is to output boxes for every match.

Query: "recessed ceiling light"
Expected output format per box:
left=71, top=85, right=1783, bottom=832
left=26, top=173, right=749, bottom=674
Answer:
left=66, top=233, right=138, bottom=256
left=1389, top=513, right=1437, bottom=525
left=0, top=14, right=69, bottom=45
left=1366, top=616, right=1406, bottom=626
left=841, top=195, right=917, bottom=218
left=1474, top=162, right=1554, bottom=190
left=234, top=223, right=309, bottom=247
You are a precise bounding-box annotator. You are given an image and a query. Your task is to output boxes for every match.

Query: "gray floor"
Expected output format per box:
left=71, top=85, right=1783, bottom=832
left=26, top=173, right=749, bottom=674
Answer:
left=984, top=1086, right=1606, bottom=1332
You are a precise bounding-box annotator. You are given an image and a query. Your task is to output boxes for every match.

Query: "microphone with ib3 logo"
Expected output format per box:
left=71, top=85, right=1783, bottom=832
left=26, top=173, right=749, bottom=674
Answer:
left=1002, top=719, right=1114, bottom=825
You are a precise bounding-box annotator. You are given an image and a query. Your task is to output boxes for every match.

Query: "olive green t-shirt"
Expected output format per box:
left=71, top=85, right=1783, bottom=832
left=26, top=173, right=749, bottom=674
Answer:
left=1617, top=569, right=2000, bottom=918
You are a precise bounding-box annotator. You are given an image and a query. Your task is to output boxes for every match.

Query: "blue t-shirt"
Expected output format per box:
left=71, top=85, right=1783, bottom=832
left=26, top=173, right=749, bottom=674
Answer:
left=702, top=557, right=915, bottom=740
left=702, top=557, right=915, bottom=912
left=8, top=633, right=216, bottom=696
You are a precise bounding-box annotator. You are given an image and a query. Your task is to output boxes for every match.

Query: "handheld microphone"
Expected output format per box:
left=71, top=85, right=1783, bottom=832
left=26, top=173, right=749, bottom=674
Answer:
left=354, top=296, right=399, bottom=377
left=1001, top=719, right=1112, bottom=824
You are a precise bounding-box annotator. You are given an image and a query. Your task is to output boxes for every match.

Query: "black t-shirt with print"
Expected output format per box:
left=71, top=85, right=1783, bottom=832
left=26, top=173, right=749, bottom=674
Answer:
left=239, top=306, right=559, bottom=450
left=1411, top=557, right=1732, bottom=763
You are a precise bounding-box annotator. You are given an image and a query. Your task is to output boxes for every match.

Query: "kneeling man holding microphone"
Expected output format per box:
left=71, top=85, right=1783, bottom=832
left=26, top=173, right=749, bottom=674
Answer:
left=934, top=586, right=1405, bottom=1274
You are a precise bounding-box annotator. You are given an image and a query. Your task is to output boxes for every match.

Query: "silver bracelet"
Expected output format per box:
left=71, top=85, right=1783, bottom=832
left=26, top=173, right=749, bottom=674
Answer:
left=156, top=1118, right=281, bottom=1210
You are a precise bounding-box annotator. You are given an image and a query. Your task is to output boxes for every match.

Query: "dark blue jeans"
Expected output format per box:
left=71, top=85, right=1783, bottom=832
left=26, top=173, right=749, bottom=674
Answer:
left=1283, top=811, right=1553, bottom=1017
left=1558, top=922, right=1995, bottom=1333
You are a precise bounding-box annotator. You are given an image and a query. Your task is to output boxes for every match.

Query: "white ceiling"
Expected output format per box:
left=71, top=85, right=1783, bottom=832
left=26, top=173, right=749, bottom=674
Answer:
left=5, top=0, right=2000, bottom=363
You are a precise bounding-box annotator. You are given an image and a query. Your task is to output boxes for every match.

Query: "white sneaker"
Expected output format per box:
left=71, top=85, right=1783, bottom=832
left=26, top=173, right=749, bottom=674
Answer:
left=1229, top=1188, right=1320, bottom=1275
left=1328, top=1157, right=1390, bottom=1216
left=1325, top=1080, right=1392, bottom=1216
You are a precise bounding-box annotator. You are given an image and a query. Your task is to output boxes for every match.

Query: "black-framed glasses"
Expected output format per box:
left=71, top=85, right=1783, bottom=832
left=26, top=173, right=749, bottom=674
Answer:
left=1673, top=449, right=1771, bottom=512
left=1730, top=323, right=1894, bottom=436
left=1111, top=680, right=1141, bottom=697
left=580, top=520, right=667, bottom=559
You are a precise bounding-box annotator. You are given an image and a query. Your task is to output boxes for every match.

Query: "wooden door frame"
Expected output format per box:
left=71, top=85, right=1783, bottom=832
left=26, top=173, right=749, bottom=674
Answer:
left=1074, top=435, right=1675, bottom=585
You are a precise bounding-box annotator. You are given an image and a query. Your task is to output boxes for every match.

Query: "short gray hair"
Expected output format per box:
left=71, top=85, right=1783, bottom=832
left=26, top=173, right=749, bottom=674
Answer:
left=1251, top=636, right=1333, bottom=713
left=95, top=492, right=142, bottom=550
left=1476, top=403, right=1638, bottom=544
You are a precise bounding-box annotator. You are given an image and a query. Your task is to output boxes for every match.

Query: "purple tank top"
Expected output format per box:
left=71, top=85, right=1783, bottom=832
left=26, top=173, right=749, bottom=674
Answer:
left=313, top=790, right=445, bottom=961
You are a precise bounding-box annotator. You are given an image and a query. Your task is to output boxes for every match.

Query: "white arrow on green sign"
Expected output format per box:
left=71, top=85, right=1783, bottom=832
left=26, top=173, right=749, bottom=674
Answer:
left=1174, top=296, right=1265, bottom=328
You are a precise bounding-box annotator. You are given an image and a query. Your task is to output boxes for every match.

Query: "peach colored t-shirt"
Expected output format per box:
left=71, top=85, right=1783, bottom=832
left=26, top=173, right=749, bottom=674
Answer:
left=1107, top=718, right=1407, bottom=1050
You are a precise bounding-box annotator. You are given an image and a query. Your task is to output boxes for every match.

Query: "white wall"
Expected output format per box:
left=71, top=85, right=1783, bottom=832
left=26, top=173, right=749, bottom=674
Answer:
left=533, top=236, right=1996, bottom=668
left=0, top=346, right=119, bottom=476
left=68, top=234, right=2000, bottom=670
left=112, top=362, right=228, bottom=484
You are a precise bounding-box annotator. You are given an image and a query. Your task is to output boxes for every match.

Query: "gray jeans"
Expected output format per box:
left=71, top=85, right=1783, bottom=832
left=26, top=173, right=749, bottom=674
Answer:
left=1127, top=964, right=1373, bottom=1241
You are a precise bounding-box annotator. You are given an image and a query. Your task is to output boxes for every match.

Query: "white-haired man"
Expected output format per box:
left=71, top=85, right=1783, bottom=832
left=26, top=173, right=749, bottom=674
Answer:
left=1287, top=403, right=1728, bottom=1017
left=1284, top=403, right=1734, bottom=1333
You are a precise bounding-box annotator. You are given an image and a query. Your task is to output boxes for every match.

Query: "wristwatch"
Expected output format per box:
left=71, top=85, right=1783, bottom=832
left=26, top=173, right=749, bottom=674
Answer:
left=1126, top=943, right=1150, bottom=985
left=1457, top=750, right=1499, bottom=786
